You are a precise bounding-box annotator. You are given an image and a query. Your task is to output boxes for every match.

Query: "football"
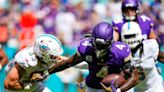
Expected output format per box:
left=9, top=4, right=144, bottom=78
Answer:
left=101, top=74, right=126, bottom=87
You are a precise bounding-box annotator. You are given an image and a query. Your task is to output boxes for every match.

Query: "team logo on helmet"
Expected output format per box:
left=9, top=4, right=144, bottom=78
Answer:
left=34, top=34, right=63, bottom=64
left=39, top=41, right=50, bottom=52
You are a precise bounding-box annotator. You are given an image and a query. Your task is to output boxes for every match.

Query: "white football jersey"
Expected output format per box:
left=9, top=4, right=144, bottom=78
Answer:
left=6, top=46, right=51, bottom=83
left=5, top=46, right=52, bottom=92
left=130, top=39, right=164, bottom=92
left=131, top=39, right=159, bottom=68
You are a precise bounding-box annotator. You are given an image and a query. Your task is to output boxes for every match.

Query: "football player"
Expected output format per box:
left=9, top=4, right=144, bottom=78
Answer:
left=48, top=22, right=139, bottom=92
left=112, top=0, right=156, bottom=41
left=121, top=21, right=164, bottom=92
left=4, top=34, right=64, bottom=92
left=112, top=0, right=164, bottom=78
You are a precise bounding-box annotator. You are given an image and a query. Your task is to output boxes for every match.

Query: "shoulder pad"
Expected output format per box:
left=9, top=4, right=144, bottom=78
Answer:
left=111, top=42, right=131, bottom=63
left=78, top=38, right=93, bottom=55
left=112, top=18, right=123, bottom=24
left=14, top=47, right=38, bottom=69
left=142, top=39, right=159, bottom=51
left=139, top=15, right=152, bottom=22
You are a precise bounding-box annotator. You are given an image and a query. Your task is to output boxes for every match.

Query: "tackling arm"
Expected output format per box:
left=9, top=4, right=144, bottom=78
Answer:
left=49, top=53, right=83, bottom=74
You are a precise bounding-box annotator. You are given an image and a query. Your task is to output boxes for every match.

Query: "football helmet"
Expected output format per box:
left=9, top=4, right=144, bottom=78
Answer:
left=121, top=21, right=143, bottom=49
left=122, top=0, right=139, bottom=21
left=34, top=34, right=63, bottom=64
left=92, top=22, right=113, bottom=50
left=91, top=22, right=113, bottom=58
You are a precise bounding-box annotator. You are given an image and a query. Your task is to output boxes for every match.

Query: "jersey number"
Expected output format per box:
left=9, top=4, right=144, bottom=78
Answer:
left=96, top=66, right=108, bottom=78
left=82, top=41, right=91, bottom=47
left=140, top=15, right=150, bottom=22
left=116, top=44, right=125, bottom=50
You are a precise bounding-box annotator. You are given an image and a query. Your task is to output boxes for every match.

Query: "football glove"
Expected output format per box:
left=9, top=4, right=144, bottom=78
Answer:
left=100, top=80, right=121, bottom=92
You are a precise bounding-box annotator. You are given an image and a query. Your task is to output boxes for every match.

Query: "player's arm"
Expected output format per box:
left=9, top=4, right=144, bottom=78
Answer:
left=119, top=61, right=139, bottom=91
left=112, top=19, right=122, bottom=41
left=148, top=22, right=157, bottom=39
left=49, top=52, right=83, bottom=74
left=113, top=27, right=120, bottom=41
left=100, top=62, right=139, bottom=92
left=0, top=48, right=8, bottom=70
left=4, top=63, right=24, bottom=90
left=149, top=29, right=157, bottom=39
left=74, top=61, right=88, bottom=69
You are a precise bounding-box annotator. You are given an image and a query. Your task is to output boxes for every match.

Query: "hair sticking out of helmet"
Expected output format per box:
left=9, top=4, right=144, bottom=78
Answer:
left=121, top=0, right=139, bottom=21
left=34, top=34, right=63, bottom=64
left=121, top=21, right=143, bottom=49
left=91, top=22, right=114, bottom=58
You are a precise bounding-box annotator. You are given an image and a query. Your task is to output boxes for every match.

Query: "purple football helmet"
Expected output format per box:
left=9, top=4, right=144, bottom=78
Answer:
left=122, top=0, right=139, bottom=21
left=92, top=22, right=113, bottom=50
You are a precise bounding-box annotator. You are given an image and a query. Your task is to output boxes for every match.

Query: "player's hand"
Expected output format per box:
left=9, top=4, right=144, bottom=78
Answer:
left=51, top=55, right=68, bottom=65
left=30, top=73, right=43, bottom=82
left=100, top=80, right=120, bottom=92
left=100, top=82, right=113, bottom=92
left=109, top=80, right=118, bottom=92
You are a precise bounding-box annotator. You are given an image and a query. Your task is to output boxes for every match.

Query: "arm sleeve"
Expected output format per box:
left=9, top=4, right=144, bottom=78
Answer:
left=49, top=53, right=83, bottom=74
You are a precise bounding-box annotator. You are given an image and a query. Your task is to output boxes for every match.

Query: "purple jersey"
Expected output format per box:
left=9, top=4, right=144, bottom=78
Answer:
left=78, top=38, right=131, bottom=89
left=112, top=15, right=155, bottom=40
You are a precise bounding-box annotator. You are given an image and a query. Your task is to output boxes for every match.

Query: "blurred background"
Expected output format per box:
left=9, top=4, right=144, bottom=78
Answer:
left=0, top=0, right=164, bottom=92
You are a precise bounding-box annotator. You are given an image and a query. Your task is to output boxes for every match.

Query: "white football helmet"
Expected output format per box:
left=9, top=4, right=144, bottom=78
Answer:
left=121, top=21, right=143, bottom=49
left=34, top=34, right=63, bottom=64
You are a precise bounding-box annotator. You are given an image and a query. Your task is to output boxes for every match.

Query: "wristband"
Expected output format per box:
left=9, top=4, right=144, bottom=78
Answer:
left=0, top=64, right=2, bottom=70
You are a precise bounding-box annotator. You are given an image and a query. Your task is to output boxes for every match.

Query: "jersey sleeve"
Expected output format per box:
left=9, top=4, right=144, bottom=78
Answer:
left=14, top=50, right=29, bottom=69
left=14, top=47, right=38, bottom=69
left=143, top=39, right=159, bottom=60
left=140, top=15, right=155, bottom=29
left=112, top=19, right=123, bottom=32
left=139, top=15, right=156, bottom=38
